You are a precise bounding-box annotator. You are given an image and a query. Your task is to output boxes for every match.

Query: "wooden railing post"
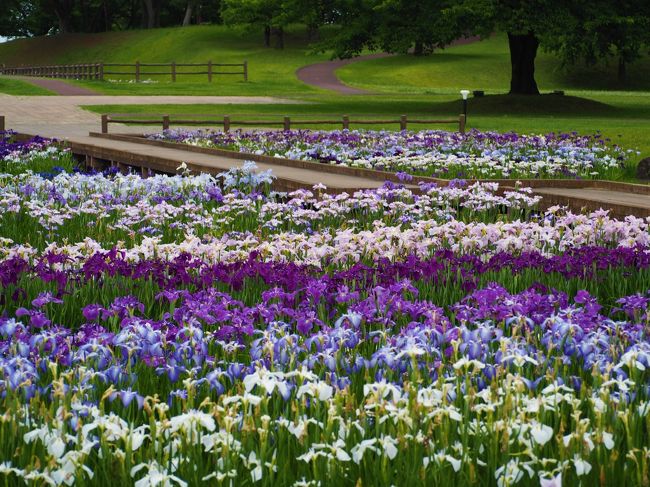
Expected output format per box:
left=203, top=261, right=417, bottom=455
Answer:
left=0, top=116, right=5, bottom=132
left=223, top=115, right=230, bottom=132
left=459, top=114, right=466, bottom=134
left=135, top=61, right=140, bottom=82
left=243, top=60, right=248, bottom=81
left=171, top=61, right=176, bottom=82
left=207, top=60, right=213, bottom=82
left=101, top=115, right=109, bottom=134
left=162, top=115, right=170, bottom=131
left=342, top=115, right=350, bottom=130
left=283, top=116, right=291, bottom=131
left=99, top=62, right=104, bottom=81
left=400, top=115, right=407, bottom=131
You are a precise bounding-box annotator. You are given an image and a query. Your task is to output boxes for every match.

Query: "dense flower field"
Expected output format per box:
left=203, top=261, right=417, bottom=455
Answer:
left=0, top=131, right=75, bottom=176
left=149, top=128, right=636, bottom=180
left=1, top=132, right=649, bottom=486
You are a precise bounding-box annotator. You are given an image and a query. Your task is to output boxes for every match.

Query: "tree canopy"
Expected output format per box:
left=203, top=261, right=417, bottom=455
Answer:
left=318, top=0, right=650, bottom=93
left=1, top=0, right=648, bottom=93
left=0, top=0, right=222, bottom=36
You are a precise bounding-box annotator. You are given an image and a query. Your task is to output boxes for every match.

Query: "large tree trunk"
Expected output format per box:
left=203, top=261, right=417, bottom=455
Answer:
left=273, top=26, right=284, bottom=49
left=307, top=24, right=319, bottom=41
left=182, top=1, right=193, bottom=26
left=153, top=0, right=161, bottom=27
left=507, top=31, right=540, bottom=95
left=53, top=0, right=75, bottom=33
left=413, top=40, right=424, bottom=56
left=264, top=25, right=271, bottom=47
left=142, top=0, right=155, bottom=28
left=103, top=0, right=111, bottom=31
left=618, top=56, right=626, bottom=83
left=79, top=0, right=88, bottom=31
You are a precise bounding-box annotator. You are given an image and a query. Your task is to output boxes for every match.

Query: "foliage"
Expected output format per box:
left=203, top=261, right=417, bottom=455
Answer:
left=542, top=0, right=650, bottom=82
left=317, top=0, right=458, bottom=58
left=0, top=0, right=223, bottom=36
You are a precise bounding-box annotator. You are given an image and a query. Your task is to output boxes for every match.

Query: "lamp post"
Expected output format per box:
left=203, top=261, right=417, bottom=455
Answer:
left=460, top=89, right=470, bottom=123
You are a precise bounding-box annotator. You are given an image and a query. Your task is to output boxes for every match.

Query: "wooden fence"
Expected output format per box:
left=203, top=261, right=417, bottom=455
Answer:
left=0, top=63, right=103, bottom=80
left=0, top=60, right=248, bottom=82
left=101, top=113, right=467, bottom=134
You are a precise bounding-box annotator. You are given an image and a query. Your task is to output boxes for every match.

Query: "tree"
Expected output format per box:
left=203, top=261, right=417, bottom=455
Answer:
left=407, top=0, right=569, bottom=95
left=543, top=0, right=650, bottom=84
left=282, top=0, right=337, bottom=41
left=318, top=0, right=481, bottom=64
left=328, top=0, right=650, bottom=94
left=222, top=0, right=289, bottom=48
left=0, top=0, right=221, bottom=36
left=476, top=0, right=563, bottom=95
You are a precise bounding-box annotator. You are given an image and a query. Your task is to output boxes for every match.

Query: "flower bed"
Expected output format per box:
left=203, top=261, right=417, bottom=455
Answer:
left=148, top=128, right=636, bottom=180
left=0, top=135, right=649, bottom=486
left=0, top=130, right=75, bottom=176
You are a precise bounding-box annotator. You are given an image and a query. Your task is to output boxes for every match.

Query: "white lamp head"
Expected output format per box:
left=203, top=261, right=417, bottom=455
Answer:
left=460, top=90, right=470, bottom=100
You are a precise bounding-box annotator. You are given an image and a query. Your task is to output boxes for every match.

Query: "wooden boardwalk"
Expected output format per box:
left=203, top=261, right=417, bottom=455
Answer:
left=67, top=135, right=389, bottom=192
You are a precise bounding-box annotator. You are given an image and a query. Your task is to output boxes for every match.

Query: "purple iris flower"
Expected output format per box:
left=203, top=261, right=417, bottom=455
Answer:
left=31, top=292, right=63, bottom=308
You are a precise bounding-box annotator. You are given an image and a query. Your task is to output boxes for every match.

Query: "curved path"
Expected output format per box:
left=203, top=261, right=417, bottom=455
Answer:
left=297, top=36, right=483, bottom=94
left=297, top=53, right=393, bottom=95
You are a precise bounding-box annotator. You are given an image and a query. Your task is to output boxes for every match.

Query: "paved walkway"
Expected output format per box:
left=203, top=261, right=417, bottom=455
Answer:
left=68, top=135, right=389, bottom=191
left=0, top=94, right=305, bottom=138
left=11, top=76, right=99, bottom=95
left=64, top=134, right=650, bottom=216
left=533, top=187, right=650, bottom=218
left=297, top=36, right=482, bottom=94
left=297, top=54, right=393, bottom=95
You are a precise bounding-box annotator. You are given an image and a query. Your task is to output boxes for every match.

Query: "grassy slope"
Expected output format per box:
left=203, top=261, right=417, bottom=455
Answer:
left=0, top=25, right=329, bottom=96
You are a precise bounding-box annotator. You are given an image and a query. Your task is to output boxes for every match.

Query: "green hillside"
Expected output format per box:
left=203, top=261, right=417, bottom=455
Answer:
left=2, top=26, right=650, bottom=95
left=0, top=25, right=331, bottom=96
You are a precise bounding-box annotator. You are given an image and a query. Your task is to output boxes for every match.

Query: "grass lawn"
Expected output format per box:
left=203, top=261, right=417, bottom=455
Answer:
left=337, top=33, right=650, bottom=93
left=0, top=77, right=53, bottom=95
